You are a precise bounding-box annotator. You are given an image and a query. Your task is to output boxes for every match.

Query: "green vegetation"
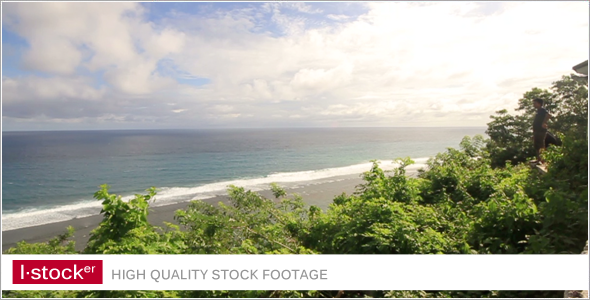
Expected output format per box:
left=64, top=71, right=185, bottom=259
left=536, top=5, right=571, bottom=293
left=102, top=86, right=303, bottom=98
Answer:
left=3, top=75, right=587, bottom=298
left=486, top=75, right=587, bottom=167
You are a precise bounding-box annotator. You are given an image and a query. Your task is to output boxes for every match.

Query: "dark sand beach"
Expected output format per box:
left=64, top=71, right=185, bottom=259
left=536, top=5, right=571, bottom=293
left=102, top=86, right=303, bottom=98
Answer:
left=2, top=175, right=370, bottom=252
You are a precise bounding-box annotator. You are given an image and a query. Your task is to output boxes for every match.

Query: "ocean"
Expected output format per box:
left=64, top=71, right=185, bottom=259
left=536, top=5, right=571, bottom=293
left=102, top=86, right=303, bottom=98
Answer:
left=2, top=127, right=485, bottom=231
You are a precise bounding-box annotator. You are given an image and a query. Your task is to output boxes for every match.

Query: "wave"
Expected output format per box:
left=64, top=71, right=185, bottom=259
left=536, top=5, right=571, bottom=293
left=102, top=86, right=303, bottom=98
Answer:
left=1, top=158, right=429, bottom=231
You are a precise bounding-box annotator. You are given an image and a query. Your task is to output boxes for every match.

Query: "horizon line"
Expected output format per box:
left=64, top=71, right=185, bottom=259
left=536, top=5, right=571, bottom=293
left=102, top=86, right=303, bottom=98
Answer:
left=1, top=126, right=488, bottom=133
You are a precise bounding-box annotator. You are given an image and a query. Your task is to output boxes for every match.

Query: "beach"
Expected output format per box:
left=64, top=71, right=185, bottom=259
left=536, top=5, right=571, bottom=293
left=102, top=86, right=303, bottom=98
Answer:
left=2, top=174, right=372, bottom=252
left=3, top=127, right=481, bottom=239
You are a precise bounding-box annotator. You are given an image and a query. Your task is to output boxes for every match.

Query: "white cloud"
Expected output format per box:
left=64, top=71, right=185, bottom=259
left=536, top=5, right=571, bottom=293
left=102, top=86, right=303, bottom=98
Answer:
left=284, top=2, right=323, bottom=14
left=213, top=105, right=234, bottom=113
left=22, top=37, right=82, bottom=75
left=103, top=58, right=176, bottom=94
left=3, top=76, right=106, bottom=104
left=141, top=28, right=186, bottom=58
left=2, top=2, right=588, bottom=130
left=327, top=14, right=350, bottom=21
left=3, top=2, right=185, bottom=95
left=263, top=2, right=323, bottom=15
left=290, top=63, right=354, bottom=94
left=3, top=3, right=140, bottom=73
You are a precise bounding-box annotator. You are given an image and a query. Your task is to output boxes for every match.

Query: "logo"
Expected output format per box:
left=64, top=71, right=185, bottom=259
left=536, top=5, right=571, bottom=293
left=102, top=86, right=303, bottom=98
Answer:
left=13, top=260, right=103, bottom=284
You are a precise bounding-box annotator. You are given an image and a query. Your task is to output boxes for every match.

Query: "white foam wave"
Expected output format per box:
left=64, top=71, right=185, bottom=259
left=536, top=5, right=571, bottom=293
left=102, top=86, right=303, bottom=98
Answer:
left=1, top=158, right=429, bottom=231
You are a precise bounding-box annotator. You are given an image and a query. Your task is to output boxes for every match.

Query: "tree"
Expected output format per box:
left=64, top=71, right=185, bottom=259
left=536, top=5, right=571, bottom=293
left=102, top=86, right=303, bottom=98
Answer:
left=83, top=185, right=186, bottom=255
left=486, top=75, right=588, bottom=167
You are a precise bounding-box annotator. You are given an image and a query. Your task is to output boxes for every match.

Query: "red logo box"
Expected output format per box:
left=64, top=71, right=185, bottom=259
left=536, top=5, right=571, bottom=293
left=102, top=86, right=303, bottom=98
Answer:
left=13, top=260, right=103, bottom=284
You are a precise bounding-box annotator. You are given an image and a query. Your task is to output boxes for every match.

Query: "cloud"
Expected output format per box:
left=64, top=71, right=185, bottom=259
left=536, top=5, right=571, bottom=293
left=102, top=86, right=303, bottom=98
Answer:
left=3, top=2, right=187, bottom=94
left=262, top=2, right=323, bottom=15
left=3, top=3, right=139, bottom=74
left=2, top=2, right=588, bottom=130
left=3, top=76, right=106, bottom=104
left=327, top=14, right=350, bottom=21
left=22, top=37, right=83, bottom=75
left=290, top=63, right=354, bottom=94
left=103, top=58, right=177, bottom=94
left=281, top=2, right=323, bottom=14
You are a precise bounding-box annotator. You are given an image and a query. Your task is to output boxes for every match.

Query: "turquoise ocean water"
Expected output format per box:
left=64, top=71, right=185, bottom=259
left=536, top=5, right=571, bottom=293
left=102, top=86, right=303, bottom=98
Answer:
left=2, top=127, right=485, bottom=231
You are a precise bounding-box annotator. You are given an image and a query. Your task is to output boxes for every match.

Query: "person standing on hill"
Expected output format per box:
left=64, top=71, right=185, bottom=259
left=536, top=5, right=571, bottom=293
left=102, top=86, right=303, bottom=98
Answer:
left=532, top=98, right=552, bottom=164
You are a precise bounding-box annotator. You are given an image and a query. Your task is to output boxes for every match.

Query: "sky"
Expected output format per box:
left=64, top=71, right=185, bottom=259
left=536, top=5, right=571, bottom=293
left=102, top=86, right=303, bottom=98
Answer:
left=1, top=1, right=588, bottom=131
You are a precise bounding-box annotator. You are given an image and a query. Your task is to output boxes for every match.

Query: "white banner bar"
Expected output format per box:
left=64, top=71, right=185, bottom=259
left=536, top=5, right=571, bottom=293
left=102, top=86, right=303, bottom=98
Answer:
left=2, top=254, right=588, bottom=290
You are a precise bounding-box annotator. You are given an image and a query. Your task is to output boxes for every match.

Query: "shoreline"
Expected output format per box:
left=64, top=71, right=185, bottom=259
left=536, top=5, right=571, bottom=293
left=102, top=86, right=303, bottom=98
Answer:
left=2, top=159, right=428, bottom=232
left=2, top=174, right=370, bottom=252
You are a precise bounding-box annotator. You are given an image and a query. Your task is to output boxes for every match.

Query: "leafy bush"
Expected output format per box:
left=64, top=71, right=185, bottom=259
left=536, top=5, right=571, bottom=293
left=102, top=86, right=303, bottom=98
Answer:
left=4, top=226, right=77, bottom=255
left=175, top=184, right=315, bottom=255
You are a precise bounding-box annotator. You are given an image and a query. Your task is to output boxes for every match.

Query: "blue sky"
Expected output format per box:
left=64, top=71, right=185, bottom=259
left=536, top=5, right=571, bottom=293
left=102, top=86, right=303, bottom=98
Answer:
left=2, top=2, right=588, bottom=131
left=3, top=27, right=32, bottom=77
